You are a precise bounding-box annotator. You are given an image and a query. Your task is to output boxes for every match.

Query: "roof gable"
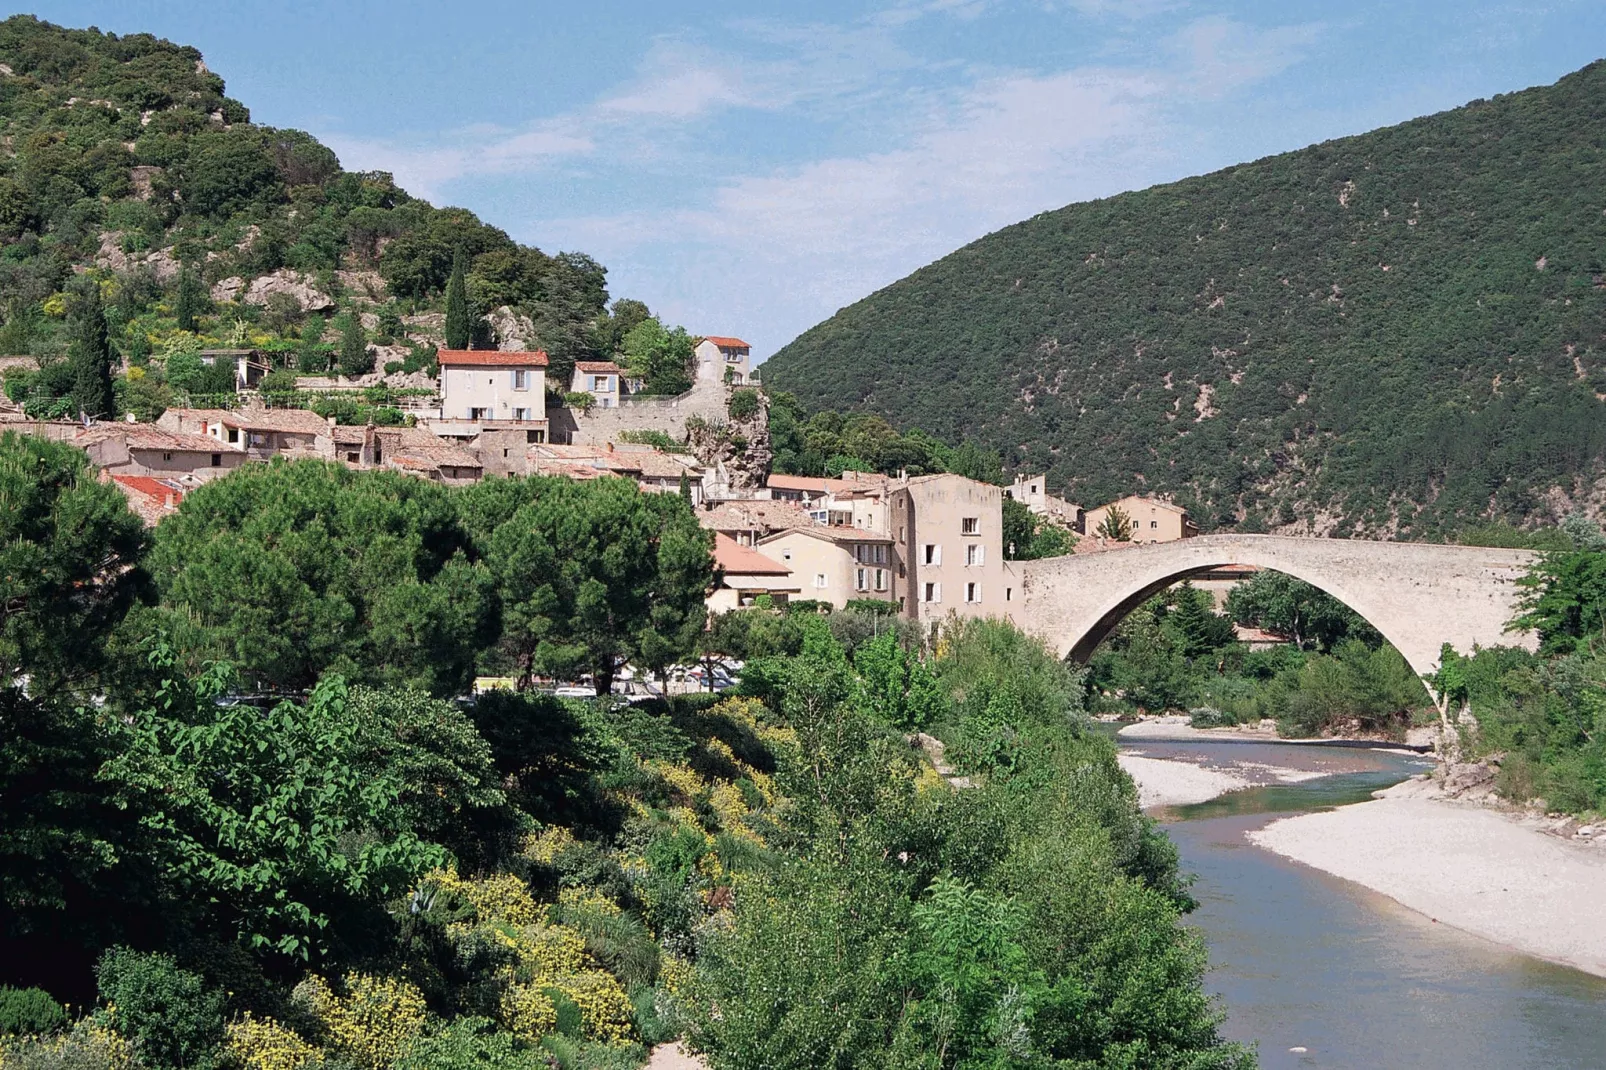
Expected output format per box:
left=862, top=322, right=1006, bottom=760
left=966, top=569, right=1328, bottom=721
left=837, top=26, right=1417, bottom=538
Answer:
left=438, top=349, right=549, bottom=367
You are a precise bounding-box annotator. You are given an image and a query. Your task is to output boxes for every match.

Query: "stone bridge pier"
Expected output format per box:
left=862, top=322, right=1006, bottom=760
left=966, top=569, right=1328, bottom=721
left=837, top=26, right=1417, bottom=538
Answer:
left=1013, top=535, right=1538, bottom=680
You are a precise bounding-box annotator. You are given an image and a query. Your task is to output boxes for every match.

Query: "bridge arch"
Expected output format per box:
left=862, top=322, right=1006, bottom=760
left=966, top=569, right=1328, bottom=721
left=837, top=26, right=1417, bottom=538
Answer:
left=1013, top=535, right=1538, bottom=681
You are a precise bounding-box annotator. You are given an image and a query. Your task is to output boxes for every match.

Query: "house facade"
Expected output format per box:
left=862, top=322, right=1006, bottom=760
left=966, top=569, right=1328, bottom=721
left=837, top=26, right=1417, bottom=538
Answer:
left=694, top=336, right=751, bottom=385
left=570, top=361, right=629, bottom=408
left=1005, top=472, right=1084, bottom=531
left=708, top=533, right=801, bottom=613
left=437, top=350, right=549, bottom=425
left=1083, top=495, right=1199, bottom=544
left=754, top=527, right=894, bottom=609
left=76, top=425, right=244, bottom=480
left=891, top=473, right=1015, bottom=625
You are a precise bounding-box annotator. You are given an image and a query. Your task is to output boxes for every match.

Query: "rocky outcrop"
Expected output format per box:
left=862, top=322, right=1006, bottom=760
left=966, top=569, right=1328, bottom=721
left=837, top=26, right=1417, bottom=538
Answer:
left=212, top=269, right=336, bottom=312
left=94, top=231, right=180, bottom=281
left=488, top=306, right=537, bottom=351
left=686, top=389, right=772, bottom=494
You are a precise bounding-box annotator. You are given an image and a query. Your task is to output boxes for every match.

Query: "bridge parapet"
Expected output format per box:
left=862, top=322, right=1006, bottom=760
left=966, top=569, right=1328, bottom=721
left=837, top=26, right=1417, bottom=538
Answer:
left=1015, top=534, right=1537, bottom=679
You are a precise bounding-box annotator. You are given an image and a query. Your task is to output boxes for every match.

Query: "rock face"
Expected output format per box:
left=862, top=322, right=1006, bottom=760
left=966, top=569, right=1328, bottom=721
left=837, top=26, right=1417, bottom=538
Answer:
left=488, top=306, right=537, bottom=351
left=687, top=389, right=772, bottom=494
left=212, top=269, right=336, bottom=312
left=94, top=231, right=180, bottom=281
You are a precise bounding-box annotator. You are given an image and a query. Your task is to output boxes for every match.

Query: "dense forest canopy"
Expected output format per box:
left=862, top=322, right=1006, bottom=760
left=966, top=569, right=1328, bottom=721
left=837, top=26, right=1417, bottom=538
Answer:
left=763, top=60, right=1606, bottom=539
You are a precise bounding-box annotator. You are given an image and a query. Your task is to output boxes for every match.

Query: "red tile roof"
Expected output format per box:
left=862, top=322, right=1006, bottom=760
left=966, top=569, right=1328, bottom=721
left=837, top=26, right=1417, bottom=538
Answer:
left=574, top=361, right=623, bottom=374
left=714, top=533, right=793, bottom=576
left=77, top=424, right=227, bottom=452
left=111, top=474, right=185, bottom=502
left=437, top=349, right=549, bottom=367
left=702, top=336, right=750, bottom=349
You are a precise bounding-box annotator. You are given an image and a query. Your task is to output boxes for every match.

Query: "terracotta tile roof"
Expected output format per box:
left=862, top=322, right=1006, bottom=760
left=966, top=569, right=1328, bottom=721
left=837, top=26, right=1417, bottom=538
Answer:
left=714, top=533, right=793, bottom=576
left=574, top=361, right=623, bottom=374
left=702, top=336, right=750, bottom=349
left=437, top=349, right=549, bottom=367
left=697, top=499, right=817, bottom=535
left=111, top=474, right=185, bottom=501
left=759, top=525, right=892, bottom=547
left=220, top=408, right=331, bottom=435
left=77, top=424, right=227, bottom=452
left=108, top=474, right=187, bottom=525
left=1094, top=495, right=1190, bottom=515
left=766, top=471, right=889, bottom=496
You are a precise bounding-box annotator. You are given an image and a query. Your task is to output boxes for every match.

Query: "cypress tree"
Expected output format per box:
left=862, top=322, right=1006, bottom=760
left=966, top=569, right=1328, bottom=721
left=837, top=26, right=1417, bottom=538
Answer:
left=67, top=281, right=116, bottom=419
left=679, top=470, right=693, bottom=503
left=174, top=267, right=206, bottom=332
left=337, top=314, right=372, bottom=379
left=443, top=249, right=471, bottom=350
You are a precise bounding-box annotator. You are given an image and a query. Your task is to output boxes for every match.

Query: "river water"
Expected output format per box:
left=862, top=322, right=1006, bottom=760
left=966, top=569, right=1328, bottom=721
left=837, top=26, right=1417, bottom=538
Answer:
left=1127, top=737, right=1606, bottom=1069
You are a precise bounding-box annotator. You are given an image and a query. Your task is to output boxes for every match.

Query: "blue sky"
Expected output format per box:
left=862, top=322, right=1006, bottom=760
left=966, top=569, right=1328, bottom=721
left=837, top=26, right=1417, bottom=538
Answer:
left=26, top=1, right=1606, bottom=360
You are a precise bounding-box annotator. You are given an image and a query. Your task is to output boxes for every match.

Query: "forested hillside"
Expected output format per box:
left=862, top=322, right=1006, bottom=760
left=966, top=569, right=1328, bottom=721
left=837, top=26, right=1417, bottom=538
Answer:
left=763, top=61, right=1606, bottom=539
left=0, top=15, right=643, bottom=414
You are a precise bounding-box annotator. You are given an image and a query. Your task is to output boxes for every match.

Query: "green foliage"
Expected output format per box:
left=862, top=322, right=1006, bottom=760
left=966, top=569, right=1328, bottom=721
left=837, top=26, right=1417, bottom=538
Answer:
left=764, top=61, right=1606, bottom=538
left=1002, top=496, right=1075, bottom=560
left=396, top=1017, right=545, bottom=1070
left=102, top=662, right=445, bottom=959
left=463, top=475, right=713, bottom=694
left=1094, top=504, right=1133, bottom=542
left=0, top=987, right=67, bottom=1036
left=96, top=947, right=223, bottom=1068
left=852, top=631, right=947, bottom=730
left=1226, top=571, right=1379, bottom=651
left=443, top=248, right=471, bottom=351
left=336, top=313, right=372, bottom=378
left=563, top=390, right=595, bottom=412
left=1513, top=549, right=1606, bottom=655
left=615, top=429, right=684, bottom=452
left=621, top=319, right=693, bottom=396
left=144, top=460, right=495, bottom=695
left=726, top=388, right=760, bottom=421
left=65, top=279, right=114, bottom=418
left=174, top=266, right=207, bottom=332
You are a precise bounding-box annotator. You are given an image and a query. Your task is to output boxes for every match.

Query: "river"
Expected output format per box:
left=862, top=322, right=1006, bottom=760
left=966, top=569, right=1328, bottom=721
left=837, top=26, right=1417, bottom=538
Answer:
left=1125, top=737, right=1606, bottom=1069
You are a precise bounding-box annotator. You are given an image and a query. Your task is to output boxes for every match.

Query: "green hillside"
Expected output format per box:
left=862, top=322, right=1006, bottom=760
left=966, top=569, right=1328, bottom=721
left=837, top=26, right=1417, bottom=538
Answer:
left=0, top=15, right=621, bottom=409
left=763, top=61, right=1606, bottom=538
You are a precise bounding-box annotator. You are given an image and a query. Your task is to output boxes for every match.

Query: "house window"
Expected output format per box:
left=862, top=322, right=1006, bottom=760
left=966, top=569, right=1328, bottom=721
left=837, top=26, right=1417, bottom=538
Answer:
left=923, top=544, right=940, bottom=566
left=162, top=451, right=173, bottom=462
left=514, top=370, right=531, bottom=390
left=592, top=376, right=610, bottom=391
left=528, top=430, right=546, bottom=443
left=874, top=568, right=886, bottom=591
left=923, top=582, right=940, bottom=603
left=965, top=582, right=981, bottom=603
left=210, top=453, right=222, bottom=467
left=1031, top=484, right=1039, bottom=494
left=513, top=407, right=531, bottom=421
left=814, top=573, right=828, bottom=589
left=966, top=544, right=984, bottom=566
left=1005, top=587, right=1013, bottom=602
left=961, top=517, right=979, bottom=535
left=1150, top=520, right=1159, bottom=529
left=782, top=550, right=793, bottom=562
left=469, top=407, right=489, bottom=420
left=856, top=568, right=868, bottom=591
left=227, top=427, right=240, bottom=444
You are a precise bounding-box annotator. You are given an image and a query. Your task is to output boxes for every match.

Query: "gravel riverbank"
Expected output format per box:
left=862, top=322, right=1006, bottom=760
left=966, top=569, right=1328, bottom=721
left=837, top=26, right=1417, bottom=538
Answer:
left=1249, top=780, right=1606, bottom=978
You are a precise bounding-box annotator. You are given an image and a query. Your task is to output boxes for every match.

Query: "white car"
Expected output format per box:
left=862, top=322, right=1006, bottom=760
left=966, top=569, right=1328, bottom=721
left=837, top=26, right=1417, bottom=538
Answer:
left=551, top=685, right=597, bottom=698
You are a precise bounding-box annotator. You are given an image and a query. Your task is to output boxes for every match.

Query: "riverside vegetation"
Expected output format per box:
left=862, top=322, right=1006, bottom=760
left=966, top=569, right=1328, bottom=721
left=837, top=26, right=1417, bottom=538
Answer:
left=0, top=432, right=1253, bottom=1070
left=763, top=60, right=1606, bottom=540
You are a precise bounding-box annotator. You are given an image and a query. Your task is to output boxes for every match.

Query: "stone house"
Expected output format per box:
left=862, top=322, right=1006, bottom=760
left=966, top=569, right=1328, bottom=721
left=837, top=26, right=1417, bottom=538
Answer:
left=1005, top=472, right=1083, bottom=531
left=76, top=424, right=244, bottom=480
left=708, top=533, right=800, bottom=614
left=435, top=349, right=548, bottom=427
left=569, top=361, right=629, bottom=408
left=694, top=336, right=751, bottom=385
left=754, top=526, right=895, bottom=609
left=695, top=499, right=818, bottom=547
left=1083, top=495, right=1199, bottom=544
left=890, top=473, right=1016, bottom=625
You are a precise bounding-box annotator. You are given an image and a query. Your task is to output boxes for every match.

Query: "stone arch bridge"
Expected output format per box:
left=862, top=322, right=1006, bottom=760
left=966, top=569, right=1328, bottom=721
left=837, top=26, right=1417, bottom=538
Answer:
left=1014, top=535, right=1538, bottom=680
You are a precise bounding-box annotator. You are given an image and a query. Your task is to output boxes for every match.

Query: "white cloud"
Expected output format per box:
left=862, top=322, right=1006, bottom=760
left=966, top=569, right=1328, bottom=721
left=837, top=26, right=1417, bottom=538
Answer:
left=1168, top=16, right=1324, bottom=97
left=324, top=125, right=592, bottom=202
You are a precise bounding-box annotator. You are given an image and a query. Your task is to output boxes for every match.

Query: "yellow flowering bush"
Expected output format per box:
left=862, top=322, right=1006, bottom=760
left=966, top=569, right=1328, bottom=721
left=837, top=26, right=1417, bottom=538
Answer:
left=648, top=760, right=706, bottom=801
left=431, top=867, right=539, bottom=926
left=557, top=886, right=621, bottom=917
left=657, top=954, right=694, bottom=996
left=225, top=1013, right=323, bottom=1070
left=293, top=973, right=426, bottom=1070
left=502, top=922, right=587, bottom=981
left=522, top=826, right=578, bottom=865
left=551, top=972, right=634, bottom=1044
left=0, top=1022, right=137, bottom=1070
left=498, top=984, right=557, bottom=1043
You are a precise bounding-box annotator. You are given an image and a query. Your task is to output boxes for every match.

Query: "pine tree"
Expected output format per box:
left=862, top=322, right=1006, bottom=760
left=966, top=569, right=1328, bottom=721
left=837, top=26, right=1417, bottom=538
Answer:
left=174, top=267, right=206, bottom=332
left=337, top=314, right=372, bottom=379
left=443, top=249, right=471, bottom=350
left=68, top=281, right=116, bottom=419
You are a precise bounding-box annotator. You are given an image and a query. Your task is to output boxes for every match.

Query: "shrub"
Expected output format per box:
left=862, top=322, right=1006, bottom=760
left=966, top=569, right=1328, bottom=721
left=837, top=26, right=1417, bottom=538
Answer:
left=396, top=1017, right=543, bottom=1070
left=383, top=360, right=405, bottom=374
left=0, top=988, right=67, bottom=1037
left=223, top=1014, right=322, bottom=1070
left=260, top=368, right=298, bottom=394
left=726, top=388, right=760, bottom=421
left=1187, top=706, right=1237, bottom=729
left=292, top=974, right=426, bottom=1070
left=0, top=1021, right=137, bottom=1070
left=97, top=947, right=225, bottom=1069
left=564, top=391, right=595, bottom=412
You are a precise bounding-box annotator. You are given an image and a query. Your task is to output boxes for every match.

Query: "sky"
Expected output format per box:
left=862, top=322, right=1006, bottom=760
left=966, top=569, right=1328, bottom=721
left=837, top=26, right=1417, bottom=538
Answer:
left=25, top=0, right=1606, bottom=361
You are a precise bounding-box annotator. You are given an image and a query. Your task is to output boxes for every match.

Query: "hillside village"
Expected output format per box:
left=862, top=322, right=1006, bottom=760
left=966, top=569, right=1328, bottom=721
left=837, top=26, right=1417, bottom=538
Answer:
left=0, top=326, right=1205, bottom=660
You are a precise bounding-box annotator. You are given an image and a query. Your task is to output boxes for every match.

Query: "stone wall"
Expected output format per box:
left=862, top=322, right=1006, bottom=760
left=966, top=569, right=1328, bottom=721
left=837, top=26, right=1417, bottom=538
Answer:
left=1015, top=534, right=1539, bottom=680
left=564, top=377, right=733, bottom=445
